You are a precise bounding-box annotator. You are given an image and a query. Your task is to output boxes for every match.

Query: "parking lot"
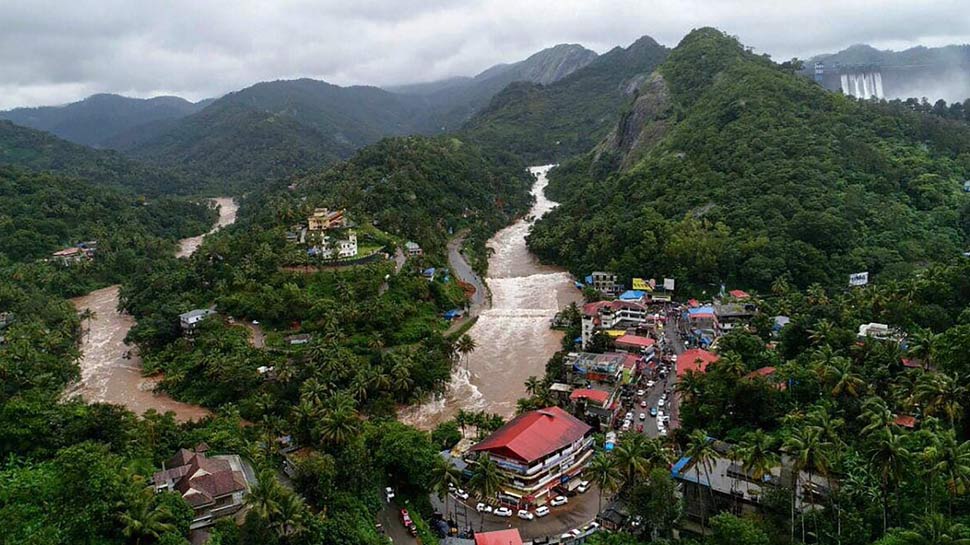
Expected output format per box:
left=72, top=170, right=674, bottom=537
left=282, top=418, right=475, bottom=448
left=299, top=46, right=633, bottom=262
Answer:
left=432, top=484, right=601, bottom=540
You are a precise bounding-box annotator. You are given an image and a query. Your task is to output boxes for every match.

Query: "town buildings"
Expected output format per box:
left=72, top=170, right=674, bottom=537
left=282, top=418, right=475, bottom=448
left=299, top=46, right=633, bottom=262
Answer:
left=566, top=351, right=640, bottom=385
left=580, top=300, right=648, bottom=349
left=671, top=439, right=834, bottom=523
left=307, top=208, right=346, bottom=231
left=585, top=271, right=620, bottom=295
left=466, top=407, right=594, bottom=507
left=474, top=529, right=523, bottom=545
left=309, top=230, right=358, bottom=259
left=151, top=444, right=251, bottom=529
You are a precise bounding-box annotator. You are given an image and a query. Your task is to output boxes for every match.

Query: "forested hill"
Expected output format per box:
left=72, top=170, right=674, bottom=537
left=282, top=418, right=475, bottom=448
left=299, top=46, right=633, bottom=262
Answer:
left=0, top=93, right=208, bottom=148
left=460, top=35, right=669, bottom=162
left=0, top=166, right=214, bottom=265
left=246, top=135, right=533, bottom=254
left=527, top=28, right=970, bottom=291
left=0, top=120, right=199, bottom=195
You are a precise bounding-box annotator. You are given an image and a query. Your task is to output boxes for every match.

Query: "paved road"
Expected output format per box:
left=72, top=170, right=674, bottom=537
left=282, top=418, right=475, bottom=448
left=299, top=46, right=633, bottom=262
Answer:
left=444, top=234, right=489, bottom=335
left=624, top=312, right=687, bottom=440
left=378, top=497, right=418, bottom=545
left=434, top=488, right=600, bottom=540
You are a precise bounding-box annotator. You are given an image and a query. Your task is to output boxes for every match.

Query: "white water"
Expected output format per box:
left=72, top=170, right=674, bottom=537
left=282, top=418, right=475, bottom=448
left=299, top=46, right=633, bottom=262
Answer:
left=400, top=165, right=581, bottom=429
left=841, top=72, right=885, bottom=99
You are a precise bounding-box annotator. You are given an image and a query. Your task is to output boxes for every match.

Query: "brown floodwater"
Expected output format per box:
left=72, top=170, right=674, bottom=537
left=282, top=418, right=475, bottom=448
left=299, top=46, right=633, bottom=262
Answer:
left=400, top=165, right=581, bottom=430
left=65, top=198, right=237, bottom=422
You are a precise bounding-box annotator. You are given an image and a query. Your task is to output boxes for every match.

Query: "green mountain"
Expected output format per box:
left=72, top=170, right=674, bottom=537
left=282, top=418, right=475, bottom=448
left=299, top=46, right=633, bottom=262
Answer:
left=0, top=120, right=198, bottom=195
left=0, top=93, right=208, bottom=148
left=461, top=35, right=669, bottom=162
left=527, top=28, right=970, bottom=291
left=390, top=43, right=599, bottom=130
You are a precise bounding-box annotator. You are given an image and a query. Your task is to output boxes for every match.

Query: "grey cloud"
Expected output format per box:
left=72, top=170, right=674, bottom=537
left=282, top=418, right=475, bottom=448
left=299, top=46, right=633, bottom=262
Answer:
left=1, top=0, right=969, bottom=109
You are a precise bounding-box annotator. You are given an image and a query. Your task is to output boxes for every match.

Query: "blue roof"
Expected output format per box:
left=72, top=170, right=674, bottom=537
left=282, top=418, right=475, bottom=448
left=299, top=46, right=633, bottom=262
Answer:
left=585, top=275, right=593, bottom=284
left=573, top=337, right=582, bottom=344
left=443, top=309, right=462, bottom=319
left=422, top=267, right=436, bottom=276
left=688, top=306, right=715, bottom=315
left=670, top=455, right=692, bottom=478
left=618, top=290, right=646, bottom=300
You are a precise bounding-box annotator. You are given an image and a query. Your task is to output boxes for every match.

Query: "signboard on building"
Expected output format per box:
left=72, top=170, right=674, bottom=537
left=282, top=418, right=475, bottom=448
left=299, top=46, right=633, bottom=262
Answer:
left=663, top=278, right=675, bottom=291
left=632, top=278, right=653, bottom=291
left=849, top=272, right=869, bottom=287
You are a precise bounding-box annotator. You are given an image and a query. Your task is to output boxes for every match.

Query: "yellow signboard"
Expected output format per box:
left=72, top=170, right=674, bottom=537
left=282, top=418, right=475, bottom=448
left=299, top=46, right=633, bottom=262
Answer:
left=632, top=278, right=653, bottom=291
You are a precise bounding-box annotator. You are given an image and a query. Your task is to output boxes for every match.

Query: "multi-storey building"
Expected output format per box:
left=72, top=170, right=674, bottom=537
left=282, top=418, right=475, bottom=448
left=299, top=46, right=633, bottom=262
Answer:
left=467, top=407, right=594, bottom=507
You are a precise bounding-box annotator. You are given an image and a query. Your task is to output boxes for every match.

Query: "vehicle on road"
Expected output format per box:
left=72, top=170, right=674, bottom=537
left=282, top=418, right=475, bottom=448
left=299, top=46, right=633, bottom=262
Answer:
left=455, top=488, right=469, bottom=500
left=494, top=506, right=513, bottom=517
left=650, top=407, right=658, bottom=417
left=517, top=509, right=534, bottom=520
left=535, top=505, right=550, bottom=517
left=659, top=428, right=669, bottom=437
left=476, top=502, right=492, bottom=513
left=625, top=411, right=634, bottom=421
left=584, top=521, right=601, bottom=531
left=639, top=413, right=646, bottom=420
left=550, top=495, right=569, bottom=507
left=658, top=399, right=666, bottom=408
left=640, top=400, right=648, bottom=408
left=385, top=487, right=395, bottom=501
left=646, top=380, right=656, bottom=387
left=636, top=389, right=645, bottom=396
left=622, top=421, right=631, bottom=432
left=576, top=480, right=590, bottom=493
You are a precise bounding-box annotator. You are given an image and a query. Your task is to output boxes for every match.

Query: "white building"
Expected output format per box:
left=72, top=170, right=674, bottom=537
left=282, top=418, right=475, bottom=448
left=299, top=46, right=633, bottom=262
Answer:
left=313, top=230, right=358, bottom=259
left=580, top=300, right=648, bottom=349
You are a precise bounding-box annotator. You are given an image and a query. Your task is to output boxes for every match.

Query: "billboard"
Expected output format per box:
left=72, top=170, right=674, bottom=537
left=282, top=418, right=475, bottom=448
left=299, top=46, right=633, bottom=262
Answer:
left=663, top=278, right=675, bottom=291
left=849, top=272, right=869, bottom=286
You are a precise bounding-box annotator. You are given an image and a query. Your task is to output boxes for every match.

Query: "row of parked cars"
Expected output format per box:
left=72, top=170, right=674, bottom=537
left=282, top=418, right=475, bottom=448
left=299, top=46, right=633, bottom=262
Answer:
left=467, top=480, right=590, bottom=521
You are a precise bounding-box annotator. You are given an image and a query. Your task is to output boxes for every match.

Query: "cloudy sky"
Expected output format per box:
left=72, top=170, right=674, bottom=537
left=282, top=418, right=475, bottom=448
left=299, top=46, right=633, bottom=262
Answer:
left=2, top=0, right=969, bottom=109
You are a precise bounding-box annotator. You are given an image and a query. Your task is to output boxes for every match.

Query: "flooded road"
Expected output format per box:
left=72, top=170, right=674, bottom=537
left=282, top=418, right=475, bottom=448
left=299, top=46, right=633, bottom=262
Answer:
left=66, top=198, right=237, bottom=422
left=401, top=165, right=580, bottom=429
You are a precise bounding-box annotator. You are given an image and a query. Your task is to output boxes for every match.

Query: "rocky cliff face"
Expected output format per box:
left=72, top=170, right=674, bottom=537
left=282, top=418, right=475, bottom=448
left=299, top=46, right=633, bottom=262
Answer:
left=510, top=43, right=599, bottom=84
left=593, top=71, right=673, bottom=171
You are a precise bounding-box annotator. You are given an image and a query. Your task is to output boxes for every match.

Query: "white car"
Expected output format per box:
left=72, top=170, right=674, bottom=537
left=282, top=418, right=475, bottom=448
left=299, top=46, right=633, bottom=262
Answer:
left=455, top=488, right=469, bottom=500
left=550, top=495, right=568, bottom=507
left=646, top=380, right=656, bottom=387
left=636, top=389, right=645, bottom=397
left=576, top=480, right=590, bottom=493
left=493, top=506, right=513, bottom=517
left=448, top=482, right=456, bottom=491
left=659, top=428, right=669, bottom=437
left=622, top=421, right=631, bottom=432
left=658, top=399, right=666, bottom=408
left=517, top=509, right=534, bottom=520
left=660, top=415, right=671, bottom=423
left=535, top=505, right=550, bottom=517
left=252, top=320, right=259, bottom=325
left=639, top=413, right=646, bottom=420
left=384, top=487, right=395, bottom=501
left=476, top=502, right=492, bottom=513
left=583, top=521, right=601, bottom=531
left=625, top=412, right=634, bottom=421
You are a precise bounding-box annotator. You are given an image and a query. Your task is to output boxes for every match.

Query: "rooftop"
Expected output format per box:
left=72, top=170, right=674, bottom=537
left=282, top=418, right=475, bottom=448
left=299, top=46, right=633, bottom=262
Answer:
left=470, top=406, right=591, bottom=465
left=615, top=334, right=655, bottom=349
left=569, top=388, right=611, bottom=406
left=474, top=529, right=523, bottom=545
left=677, top=349, right=719, bottom=377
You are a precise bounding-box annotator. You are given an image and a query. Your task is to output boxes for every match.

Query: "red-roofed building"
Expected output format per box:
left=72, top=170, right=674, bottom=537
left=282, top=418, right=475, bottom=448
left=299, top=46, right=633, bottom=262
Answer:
left=729, top=289, right=750, bottom=299
left=615, top=334, right=656, bottom=354
left=744, top=366, right=787, bottom=391
left=152, top=445, right=251, bottom=529
left=894, top=415, right=917, bottom=429
left=475, top=529, right=523, bottom=545
left=468, top=407, right=594, bottom=507
left=570, top=388, right=611, bottom=406
left=677, top=349, right=720, bottom=377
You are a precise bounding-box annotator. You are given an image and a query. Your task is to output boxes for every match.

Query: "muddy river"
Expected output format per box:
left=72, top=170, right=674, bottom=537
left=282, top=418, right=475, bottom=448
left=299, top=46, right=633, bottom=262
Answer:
left=66, top=198, right=237, bottom=422
left=401, top=165, right=580, bottom=429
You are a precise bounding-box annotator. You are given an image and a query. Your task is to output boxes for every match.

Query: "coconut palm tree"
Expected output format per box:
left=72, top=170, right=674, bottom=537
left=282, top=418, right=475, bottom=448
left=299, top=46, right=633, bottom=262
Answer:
left=867, top=427, right=911, bottom=533
left=737, top=429, right=780, bottom=482
left=456, top=334, right=477, bottom=369
left=614, top=434, right=651, bottom=489
left=469, top=454, right=503, bottom=529
left=907, top=327, right=939, bottom=369
left=861, top=396, right=896, bottom=437
left=896, top=512, right=970, bottom=545
left=430, top=456, right=462, bottom=519
left=916, top=372, right=966, bottom=428
left=816, top=356, right=866, bottom=399
left=455, top=409, right=470, bottom=438
left=247, top=469, right=284, bottom=522
left=676, top=371, right=704, bottom=405
left=524, top=375, right=542, bottom=397
left=785, top=424, right=833, bottom=542
left=587, top=453, right=621, bottom=513
left=685, top=430, right=718, bottom=530
left=928, top=431, right=970, bottom=516
left=318, top=396, right=359, bottom=447
left=808, top=318, right=836, bottom=347
left=118, top=483, right=176, bottom=545
left=273, top=492, right=308, bottom=543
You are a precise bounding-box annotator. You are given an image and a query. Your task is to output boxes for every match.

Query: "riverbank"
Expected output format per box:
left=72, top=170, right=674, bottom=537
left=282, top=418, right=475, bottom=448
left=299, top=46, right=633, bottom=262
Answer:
left=400, top=165, right=580, bottom=430
left=66, top=198, right=237, bottom=422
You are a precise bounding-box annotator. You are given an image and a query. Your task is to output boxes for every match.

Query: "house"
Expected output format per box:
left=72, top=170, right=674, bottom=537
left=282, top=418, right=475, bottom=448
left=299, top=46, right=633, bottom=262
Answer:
left=857, top=322, right=903, bottom=342
left=596, top=499, right=630, bottom=531
left=714, top=302, right=758, bottom=333
left=617, top=290, right=647, bottom=303
left=671, top=438, right=834, bottom=524
left=614, top=334, right=656, bottom=356
left=51, top=246, right=86, bottom=265
left=309, top=230, right=358, bottom=259
left=566, top=351, right=640, bottom=385
left=728, top=289, right=750, bottom=300
left=585, top=271, right=620, bottom=295
left=677, top=349, right=720, bottom=377
left=404, top=241, right=423, bottom=256
left=151, top=444, right=251, bottom=529
left=548, top=382, right=574, bottom=404
left=474, top=529, right=523, bottom=545
left=772, top=315, right=791, bottom=336
left=570, top=388, right=619, bottom=427
left=467, top=407, right=594, bottom=507
left=580, top=300, right=648, bottom=349
left=422, top=267, right=436, bottom=281
left=179, top=309, right=216, bottom=332
left=307, top=208, right=346, bottom=231
left=284, top=333, right=311, bottom=345
left=685, top=306, right=717, bottom=346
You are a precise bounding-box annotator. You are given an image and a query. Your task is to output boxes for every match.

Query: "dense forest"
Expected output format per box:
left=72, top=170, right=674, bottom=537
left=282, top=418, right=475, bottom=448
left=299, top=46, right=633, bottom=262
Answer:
left=527, top=28, right=970, bottom=292
left=462, top=35, right=670, bottom=162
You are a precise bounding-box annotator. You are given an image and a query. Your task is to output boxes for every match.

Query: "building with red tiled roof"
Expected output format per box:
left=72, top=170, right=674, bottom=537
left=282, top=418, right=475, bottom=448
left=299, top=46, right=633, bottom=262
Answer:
left=615, top=334, right=656, bottom=354
left=728, top=289, right=750, bottom=299
left=677, top=349, right=720, bottom=377
left=894, top=415, right=917, bottom=429
left=468, top=407, right=594, bottom=507
left=474, top=529, right=523, bottom=545
left=569, top=388, right=611, bottom=406
left=152, top=445, right=251, bottom=529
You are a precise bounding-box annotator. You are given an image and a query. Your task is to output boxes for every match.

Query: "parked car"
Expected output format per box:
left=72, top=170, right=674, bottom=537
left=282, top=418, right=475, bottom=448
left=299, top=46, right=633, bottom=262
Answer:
left=646, top=380, right=656, bottom=387
left=639, top=413, right=646, bottom=420
left=385, top=487, right=395, bottom=501
left=659, top=428, right=669, bottom=437
left=493, top=506, right=513, bottom=517
left=650, top=407, right=658, bottom=417
left=476, top=502, right=492, bottom=513
left=576, top=480, right=590, bottom=493
left=517, top=509, right=534, bottom=520
left=658, top=399, right=666, bottom=408
left=625, top=412, right=634, bottom=421
left=622, top=421, right=631, bottom=432
left=455, top=488, right=469, bottom=500
left=550, top=495, right=569, bottom=507
left=400, top=508, right=412, bottom=528
left=640, top=400, right=648, bottom=408
left=535, top=505, right=550, bottom=517
left=636, top=389, right=645, bottom=397
left=584, top=521, right=601, bottom=531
